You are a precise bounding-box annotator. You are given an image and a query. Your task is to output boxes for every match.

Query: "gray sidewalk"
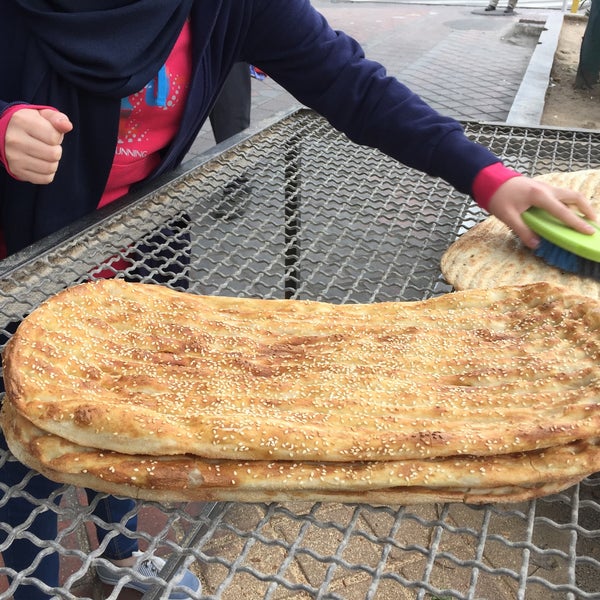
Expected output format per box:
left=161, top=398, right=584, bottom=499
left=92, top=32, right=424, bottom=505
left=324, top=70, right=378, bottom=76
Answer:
left=188, top=1, right=567, bottom=160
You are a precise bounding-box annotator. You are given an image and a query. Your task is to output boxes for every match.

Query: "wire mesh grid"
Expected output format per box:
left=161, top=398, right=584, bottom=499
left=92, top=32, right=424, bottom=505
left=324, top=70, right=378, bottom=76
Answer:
left=0, top=109, right=598, bottom=599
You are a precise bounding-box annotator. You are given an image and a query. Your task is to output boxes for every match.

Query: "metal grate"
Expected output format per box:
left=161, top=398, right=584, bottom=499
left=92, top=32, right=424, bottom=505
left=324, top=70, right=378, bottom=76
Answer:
left=0, top=109, right=598, bottom=599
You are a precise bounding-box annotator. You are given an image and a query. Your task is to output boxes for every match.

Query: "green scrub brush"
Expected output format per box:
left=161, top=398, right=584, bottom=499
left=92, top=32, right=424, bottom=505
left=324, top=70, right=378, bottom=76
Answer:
left=522, top=206, right=600, bottom=279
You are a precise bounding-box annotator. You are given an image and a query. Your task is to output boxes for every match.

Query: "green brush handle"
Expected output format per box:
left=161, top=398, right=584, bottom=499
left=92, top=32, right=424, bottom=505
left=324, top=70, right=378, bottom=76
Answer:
left=522, top=207, right=600, bottom=262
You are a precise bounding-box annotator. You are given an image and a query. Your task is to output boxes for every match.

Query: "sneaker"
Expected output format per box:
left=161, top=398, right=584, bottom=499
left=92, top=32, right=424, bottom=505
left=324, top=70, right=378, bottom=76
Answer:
left=96, top=550, right=201, bottom=599
left=484, top=4, right=496, bottom=9
left=504, top=6, right=514, bottom=12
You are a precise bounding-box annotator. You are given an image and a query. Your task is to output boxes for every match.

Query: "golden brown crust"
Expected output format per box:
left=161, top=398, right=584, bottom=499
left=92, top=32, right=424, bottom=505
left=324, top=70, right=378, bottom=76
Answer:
left=2, top=402, right=590, bottom=505
left=441, top=168, right=600, bottom=298
left=4, top=278, right=600, bottom=464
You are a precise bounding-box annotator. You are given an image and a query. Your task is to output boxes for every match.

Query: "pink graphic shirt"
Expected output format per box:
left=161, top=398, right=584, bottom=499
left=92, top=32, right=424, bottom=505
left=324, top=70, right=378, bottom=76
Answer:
left=99, top=20, right=192, bottom=208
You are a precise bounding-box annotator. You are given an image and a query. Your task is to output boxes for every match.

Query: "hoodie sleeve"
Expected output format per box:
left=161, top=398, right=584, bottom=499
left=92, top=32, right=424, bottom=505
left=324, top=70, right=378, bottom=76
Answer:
left=242, top=0, right=504, bottom=198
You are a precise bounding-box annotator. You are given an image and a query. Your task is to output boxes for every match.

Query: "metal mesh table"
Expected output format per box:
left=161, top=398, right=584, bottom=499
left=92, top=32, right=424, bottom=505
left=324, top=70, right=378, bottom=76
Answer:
left=0, top=109, right=598, bottom=599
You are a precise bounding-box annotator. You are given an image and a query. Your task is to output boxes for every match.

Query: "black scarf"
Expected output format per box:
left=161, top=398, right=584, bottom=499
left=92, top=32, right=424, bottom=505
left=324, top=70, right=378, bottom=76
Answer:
left=16, top=0, right=194, bottom=98
left=2, top=0, right=194, bottom=254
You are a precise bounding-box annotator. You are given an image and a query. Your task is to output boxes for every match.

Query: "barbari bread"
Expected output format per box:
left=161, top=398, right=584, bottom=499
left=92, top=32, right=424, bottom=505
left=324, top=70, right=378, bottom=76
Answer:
left=441, top=168, right=600, bottom=298
left=3, top=278, right=600, bottom=467
left=1, top=402, right=591, bottom=504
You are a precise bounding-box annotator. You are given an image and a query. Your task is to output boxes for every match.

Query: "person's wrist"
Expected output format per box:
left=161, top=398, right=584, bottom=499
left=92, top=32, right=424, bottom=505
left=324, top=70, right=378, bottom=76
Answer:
left=0, top=105, right=28, bottom=176
left=472, top=162, right=522, bottom=211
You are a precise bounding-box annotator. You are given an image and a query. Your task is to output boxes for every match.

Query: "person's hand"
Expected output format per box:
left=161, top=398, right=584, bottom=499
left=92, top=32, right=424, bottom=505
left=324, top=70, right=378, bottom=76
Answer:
left=4, top=108, right=73, bottom=184
left=487, top=175, right=597, bottom=249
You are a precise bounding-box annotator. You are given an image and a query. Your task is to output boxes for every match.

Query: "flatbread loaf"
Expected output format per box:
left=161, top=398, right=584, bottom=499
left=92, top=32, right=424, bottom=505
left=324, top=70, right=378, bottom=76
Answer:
left=3, top=278, right=600, bottom=503
left=441, top=168, right=600, bottom=298
left=4, top=278, right=600, bottom=459
left=2, top=402, right=591, bottom=504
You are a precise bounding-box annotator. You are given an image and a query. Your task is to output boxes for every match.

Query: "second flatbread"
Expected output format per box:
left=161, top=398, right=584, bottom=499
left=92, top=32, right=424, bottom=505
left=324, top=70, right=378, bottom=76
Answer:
left=441, top=168, right=600, bottom=298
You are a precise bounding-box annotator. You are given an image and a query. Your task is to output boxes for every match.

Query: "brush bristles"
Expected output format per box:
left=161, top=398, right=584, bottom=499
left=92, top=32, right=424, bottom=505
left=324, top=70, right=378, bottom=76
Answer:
left=534, top=239, right=600, bottom=280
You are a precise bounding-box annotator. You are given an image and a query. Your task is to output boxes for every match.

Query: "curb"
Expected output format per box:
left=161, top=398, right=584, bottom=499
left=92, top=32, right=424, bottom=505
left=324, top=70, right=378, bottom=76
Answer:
left=506, top=11, right=564, bottom=125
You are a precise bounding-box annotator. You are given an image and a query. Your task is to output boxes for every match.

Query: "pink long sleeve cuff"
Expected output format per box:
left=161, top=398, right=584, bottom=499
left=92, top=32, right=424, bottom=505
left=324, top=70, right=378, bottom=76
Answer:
left=472, top=162, right=522, bottom=211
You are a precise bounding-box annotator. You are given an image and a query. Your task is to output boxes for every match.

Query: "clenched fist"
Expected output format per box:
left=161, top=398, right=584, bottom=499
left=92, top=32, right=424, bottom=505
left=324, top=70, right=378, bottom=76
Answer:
left=4, top=107, right=73, bottom=184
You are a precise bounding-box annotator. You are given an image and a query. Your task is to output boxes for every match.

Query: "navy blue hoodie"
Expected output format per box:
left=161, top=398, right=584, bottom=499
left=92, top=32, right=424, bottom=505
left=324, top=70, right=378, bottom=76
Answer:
left=0, top=0, right=499, bottom=255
